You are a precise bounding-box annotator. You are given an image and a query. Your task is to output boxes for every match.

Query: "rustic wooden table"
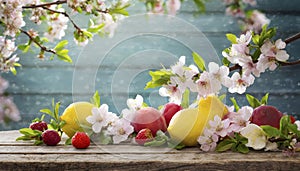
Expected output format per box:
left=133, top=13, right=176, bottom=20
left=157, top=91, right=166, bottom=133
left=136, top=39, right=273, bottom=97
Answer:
left=0, top=130, right=299, bottom=171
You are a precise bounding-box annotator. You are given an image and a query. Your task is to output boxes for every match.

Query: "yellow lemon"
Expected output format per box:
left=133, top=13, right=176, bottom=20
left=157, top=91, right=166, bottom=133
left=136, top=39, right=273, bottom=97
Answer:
left=60, top=102, right=96, bottom=138
left=167, top=95, right=228, bottom=146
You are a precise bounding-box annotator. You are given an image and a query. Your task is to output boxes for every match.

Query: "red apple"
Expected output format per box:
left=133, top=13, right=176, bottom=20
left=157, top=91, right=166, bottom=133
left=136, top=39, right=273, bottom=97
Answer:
left=162, top=103, right=182, bottom=126
left=251, top=105, right=283, bottom=129
left=131, top=107, right=167, bottom=136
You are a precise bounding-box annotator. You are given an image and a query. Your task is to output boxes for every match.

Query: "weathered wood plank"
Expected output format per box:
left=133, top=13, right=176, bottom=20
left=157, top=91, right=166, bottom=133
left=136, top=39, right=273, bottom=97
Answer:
left=0, top=152, right=299, bottom=170
left=0, top=131, right=300, bottom=170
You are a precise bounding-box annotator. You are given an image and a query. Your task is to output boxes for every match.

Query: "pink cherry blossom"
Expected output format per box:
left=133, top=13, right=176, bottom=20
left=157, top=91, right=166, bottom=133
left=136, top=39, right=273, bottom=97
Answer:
left=245, top=10, right=270, bottom=33
left=228, top=72, right=255, bottom=94
left=166, top=0, right=181, bottom=15
left=44, top=13, right=69, bottom=42
left=198, top=128, right=219, bottom=152
left=121, top=94, right=144, bottom=122
left=106, top=118, right=134, bottom=144
left=209, top=115, right=231, bottom=137
left=192, top=71, right=222, bottom=97
left=257, top=39, right=289, bottom=72
left=208, top=62, right=232, bottom=87
left=227, top=106, right=253, bottom=132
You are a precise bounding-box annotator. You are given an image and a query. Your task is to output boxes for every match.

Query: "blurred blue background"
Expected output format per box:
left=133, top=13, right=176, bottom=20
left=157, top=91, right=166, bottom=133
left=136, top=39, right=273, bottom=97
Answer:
left=1, top=0, right=300, bottom=130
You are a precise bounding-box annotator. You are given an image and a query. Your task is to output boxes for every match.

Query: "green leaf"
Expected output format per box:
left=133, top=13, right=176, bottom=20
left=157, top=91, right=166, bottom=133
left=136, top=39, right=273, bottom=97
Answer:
left=230, top=97, right=240, bottom=111
left=218, top=94, right=226, bottom=102
left=279, top=115, right=290, bottom=135
left=144, top=139, right=166, bottom=147
left=54, top=40, right=68, bottom=51
left=99, top=131, right=112, bottom=145
left=16, top=135, right=33, bottom=141
left=260, top=93, right=269, bottom=105
left=87, top=23, right=105, bottom=33
left=246, top=94, right=261, bottom=108
left=252, top=35, right=260, bottom=45
left=193, top=0, right=206, bottom=13
left=90, top=91, right=101, bottom=107
left=222, top=57, right=231, bottom=67
left=226, top=33, right=237, bottom=44
left=40, top=108, right=54, bottom=118
left=57, top=53, right=72, bottom=63
left=18, top=44, right=31, bottom=53
left=192, top=52, right=206, bottom=71
left=65, top=138, right=72, bottom=145
left=181, top=89, right=190, bottom=109
left=10, top=67, right=17, bottom=75
left=216, top=140, right=235, bottom=152
left=34, top=140, right=44, bottom=145
left=236, top=144, right=249, bottom=154
left=144, top=70, right=172, bottom=89
left=54, top=101, right=61, bottom=120
left=261, top=125, right=280, bottom=137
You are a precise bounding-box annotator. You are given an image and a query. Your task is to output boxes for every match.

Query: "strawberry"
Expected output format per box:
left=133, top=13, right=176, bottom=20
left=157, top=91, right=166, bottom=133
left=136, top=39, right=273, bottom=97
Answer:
left=135, top=128, right=154, bottom=145
left=72, top=132, right=90, bottom=149
left=42, top=130, right=61, bottom=146
left=29, top=121, right=48, bottom=132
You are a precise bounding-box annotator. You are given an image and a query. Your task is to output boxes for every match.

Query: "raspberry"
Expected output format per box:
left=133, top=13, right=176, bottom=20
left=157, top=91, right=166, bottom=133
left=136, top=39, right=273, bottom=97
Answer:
left=72, top=132, right=90, bottom=149
left=29, top=121, right=48, bottom=132
left=42, top=130, right=61, bottom=146
left=135, top=128, right=154, bottom=145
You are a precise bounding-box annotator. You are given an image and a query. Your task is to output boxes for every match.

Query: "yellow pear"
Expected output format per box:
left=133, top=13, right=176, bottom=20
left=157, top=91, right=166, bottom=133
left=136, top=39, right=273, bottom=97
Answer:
left=60, top=102, right=96, bottom=138
left=167, top=95, right=228, bottom=146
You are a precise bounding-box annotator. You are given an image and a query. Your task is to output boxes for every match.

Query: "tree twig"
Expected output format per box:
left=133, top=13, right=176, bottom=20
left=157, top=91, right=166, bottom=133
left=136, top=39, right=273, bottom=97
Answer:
left=22, top=0, right=67, bottom=9
left=20, top=29, right=56, bottom=55
left=284, top=32, right=300, bottom=44
left=42, top=7, right=81, bottom=31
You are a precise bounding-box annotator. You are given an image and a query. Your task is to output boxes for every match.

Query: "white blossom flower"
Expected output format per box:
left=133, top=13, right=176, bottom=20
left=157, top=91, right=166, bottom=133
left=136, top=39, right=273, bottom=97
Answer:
left=86, top=104, right=117, bottom=133
left=197, top=128, right=219, bottom=152
left=228, top=72, right=255, bottom=94
left=257, top=39, right=289, bottom=72
left=0, top=96, right=20, bottom=123
left=208, top=62, right=232, bottom=87
left=192, top=71, right=222, bottom=97
left=166, top=0, right=181, bottom=15
left=151, top=0, right=164, bottom=14
left=121, top=95, right=144, bottom=121
left=295, top=121, right=300, bottom=131
left=107, top=118, right=134, bottom=144
left=44, top=13, right=69, bottom=42
left=96, top=13, right=118, bottom=38
left=264, top=141, right=278, bottom=151
left=240, top=124, right=267, bottom=150
left=209, top=116, right=231, bottom=137
left=227, top=106, right=253, bottom=132
left=159, top=80, right=182, bottom=104
left=245, top=10, right=270, bottom=33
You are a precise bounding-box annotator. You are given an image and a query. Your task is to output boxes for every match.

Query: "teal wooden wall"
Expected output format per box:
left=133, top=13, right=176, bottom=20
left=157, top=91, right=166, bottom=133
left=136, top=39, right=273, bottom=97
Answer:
left=1, top=0, right=300, bottom=130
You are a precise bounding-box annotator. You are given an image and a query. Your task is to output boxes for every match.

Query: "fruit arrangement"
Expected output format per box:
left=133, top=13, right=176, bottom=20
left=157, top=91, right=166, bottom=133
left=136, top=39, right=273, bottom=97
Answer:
left=16, top=56, right=300, bottom=156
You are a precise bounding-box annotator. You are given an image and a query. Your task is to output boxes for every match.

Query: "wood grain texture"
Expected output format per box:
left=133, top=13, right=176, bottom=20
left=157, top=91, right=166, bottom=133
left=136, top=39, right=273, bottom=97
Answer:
left=0, top=131, right=299, bottom=171
left=1, top=0, right=300, bottom=131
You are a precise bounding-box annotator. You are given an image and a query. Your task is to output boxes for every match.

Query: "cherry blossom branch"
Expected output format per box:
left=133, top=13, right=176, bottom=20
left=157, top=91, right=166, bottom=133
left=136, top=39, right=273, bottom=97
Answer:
left=20, top=29, right=56, bottom=54
left=22, top=0, right=67, bottom=9
left=229, top=32, right=300, bottom=72
left=284, top=32, right=300, bottom=44
left=41, top=7, right=81, bottom=31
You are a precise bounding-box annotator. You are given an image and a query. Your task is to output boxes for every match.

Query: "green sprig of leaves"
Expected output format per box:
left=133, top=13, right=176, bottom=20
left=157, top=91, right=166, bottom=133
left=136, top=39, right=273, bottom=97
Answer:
left=40, top=99, right=65, bottom=134
left=144, top=130, right=185, bottom=150
left=144, top=69, right=173, bottom=89
left=246, top=93, right=269, bottom=108
left=261, top=115, right=300, bottom=151
left=16, top=128, right=43, bottom=145
left=216, top=133, right=249, bottom=154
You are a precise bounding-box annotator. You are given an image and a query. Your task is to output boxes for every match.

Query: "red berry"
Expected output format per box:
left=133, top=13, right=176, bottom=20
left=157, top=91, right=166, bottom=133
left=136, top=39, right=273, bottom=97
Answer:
left=162, top=103, right=182, bottom=126
left=135, top=128, right=154, bottom=145
left=72, top=132, right=90, bottom=149
left=290, top=115, right=296, bottom=124
left=42, top=130, right=61, bottom=146
left=29, top=121, right=48, bottom=132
